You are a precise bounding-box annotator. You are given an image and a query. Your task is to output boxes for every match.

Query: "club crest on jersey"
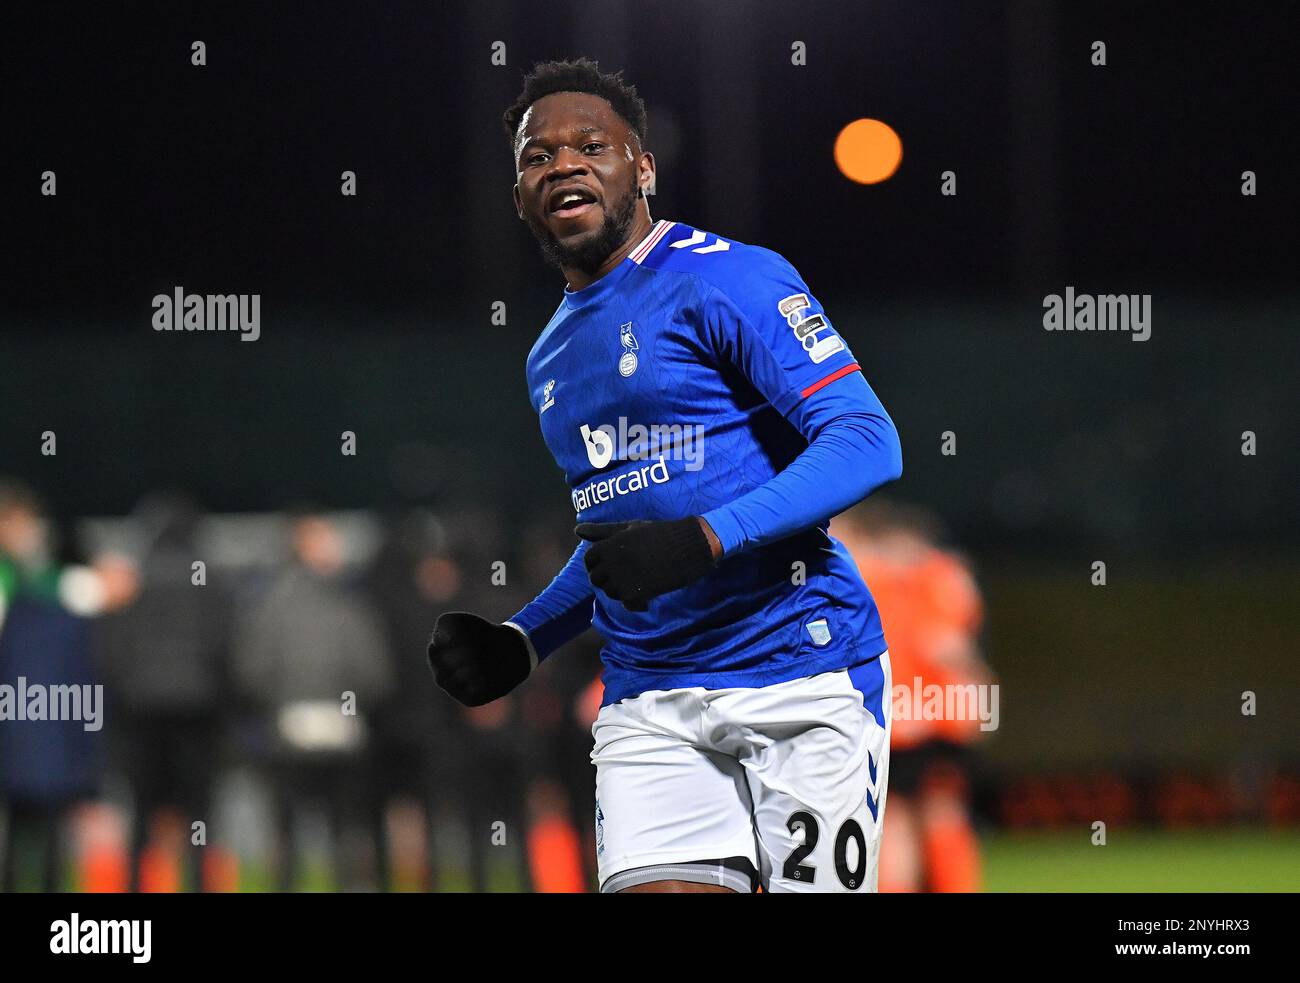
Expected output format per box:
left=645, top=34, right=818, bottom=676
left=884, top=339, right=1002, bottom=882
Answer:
left=618, top=322, right=639, bottom=377
left=540, top=378, right=556, bottom=413
left=779, top=293, right=845, bottom=365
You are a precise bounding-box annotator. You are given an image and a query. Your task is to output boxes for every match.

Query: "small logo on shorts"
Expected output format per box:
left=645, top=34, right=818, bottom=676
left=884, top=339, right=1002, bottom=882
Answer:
left=866, top=752, right=879, bottom=822
left=806, top=618, right=831, bottom=646
left=595, top=800, right=606, bottom=855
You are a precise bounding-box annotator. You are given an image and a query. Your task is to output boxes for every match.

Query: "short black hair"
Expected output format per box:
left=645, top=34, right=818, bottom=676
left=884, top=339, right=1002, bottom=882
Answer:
left=502, top=57, right=648, bottom=153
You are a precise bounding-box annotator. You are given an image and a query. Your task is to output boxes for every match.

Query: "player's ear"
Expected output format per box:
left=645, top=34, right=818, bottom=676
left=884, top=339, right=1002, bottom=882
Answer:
left=639, top=151, right=657, bottom=198
left=512, top=181, right=524, bottom=220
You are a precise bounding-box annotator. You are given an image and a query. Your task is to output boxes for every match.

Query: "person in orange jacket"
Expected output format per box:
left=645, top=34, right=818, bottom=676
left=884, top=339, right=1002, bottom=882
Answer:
left=831, top=499, right=993, bottom=892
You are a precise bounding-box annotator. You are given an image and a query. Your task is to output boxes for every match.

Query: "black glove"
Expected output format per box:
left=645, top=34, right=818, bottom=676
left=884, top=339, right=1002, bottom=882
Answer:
left=427, top=611, right=533, bottom=707
left=575, top=518, right=716, bottom=612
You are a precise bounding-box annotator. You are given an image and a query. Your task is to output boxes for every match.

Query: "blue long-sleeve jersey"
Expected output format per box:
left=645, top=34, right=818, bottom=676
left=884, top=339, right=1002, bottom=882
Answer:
left=506, top=219, right=902, bottom=704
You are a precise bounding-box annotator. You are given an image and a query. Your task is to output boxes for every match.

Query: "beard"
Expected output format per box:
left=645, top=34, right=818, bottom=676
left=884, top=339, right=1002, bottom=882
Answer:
left=526, top=175, right=640, bottom=278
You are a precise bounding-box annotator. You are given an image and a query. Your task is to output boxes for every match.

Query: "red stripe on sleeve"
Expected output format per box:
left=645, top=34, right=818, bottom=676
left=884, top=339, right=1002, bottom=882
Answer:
left=799, top=362, right=860, bottom=398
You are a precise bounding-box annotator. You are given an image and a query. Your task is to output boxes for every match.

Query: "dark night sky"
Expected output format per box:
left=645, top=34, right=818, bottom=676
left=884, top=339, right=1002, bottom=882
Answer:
left=3, top=1, right=1294, bottom=322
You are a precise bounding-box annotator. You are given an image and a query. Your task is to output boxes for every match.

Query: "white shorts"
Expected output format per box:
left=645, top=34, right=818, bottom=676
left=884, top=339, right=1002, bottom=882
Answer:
left=591, top=651, right=892, bottom=893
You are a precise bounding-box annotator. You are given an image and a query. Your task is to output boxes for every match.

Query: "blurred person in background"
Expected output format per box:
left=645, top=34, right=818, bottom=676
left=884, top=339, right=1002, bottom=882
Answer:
left=0, top=480, right=131, bottom=891
left=457, top=695, right=532, bottom=891
left=95, top=491, right=233, bottom=891
left=364, top=509, right=470, bottom=891
left=831, top=499, right=992, bottom=893
left=514, top=514, right=602, bottom=891
left=370, top=505, right=536, bottom=891
left=447, top=506, right=535, bottom=893
left=232, top=507, right=393, bottom=890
